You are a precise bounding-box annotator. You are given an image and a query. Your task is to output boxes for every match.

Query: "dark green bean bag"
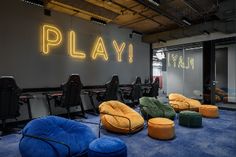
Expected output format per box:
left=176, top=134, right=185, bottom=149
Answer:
left=179, top=111, right=202, bottom=128
left=139, top=97, right=176, bottom=120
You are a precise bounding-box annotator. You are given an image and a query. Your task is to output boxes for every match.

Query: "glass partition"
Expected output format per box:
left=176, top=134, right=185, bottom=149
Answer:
left=153, top=43, right=203, bottom=99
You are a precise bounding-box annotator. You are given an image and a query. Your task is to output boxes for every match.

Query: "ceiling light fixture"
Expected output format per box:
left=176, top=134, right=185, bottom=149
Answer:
left=203, top=30, right=210, bottom=35
left=182, top=17, right=191, bottom=26
left=90, top=17, right=107, bottom=26
left=132, top=30, right=143, bottom=36
left=21, top=0, right=44, bottom=7
left=159, top=39, right=166, bottom=43
left=148, top=0, right=160, bottom=6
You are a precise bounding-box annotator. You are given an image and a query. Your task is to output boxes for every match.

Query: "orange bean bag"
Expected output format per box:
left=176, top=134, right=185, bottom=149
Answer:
left=199, top=105, right=219, bottom=118
left=148, top=118, right=175, bottom=140
left=169, top=93, right=201, bottom=112
left=99, top=101, right=144, bottom=134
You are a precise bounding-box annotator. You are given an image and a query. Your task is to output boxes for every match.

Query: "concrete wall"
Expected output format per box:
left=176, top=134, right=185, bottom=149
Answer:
left=0, top=0, right=150, bottom=121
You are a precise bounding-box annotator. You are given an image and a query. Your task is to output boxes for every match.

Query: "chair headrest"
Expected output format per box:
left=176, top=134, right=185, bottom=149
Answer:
left=0, top=76, right=18, bottom=88
left=67, top=74, right=82, bottom=85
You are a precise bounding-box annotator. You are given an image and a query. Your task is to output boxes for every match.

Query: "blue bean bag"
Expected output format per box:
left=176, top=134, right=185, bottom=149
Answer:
left=88, top=136, right=127, bottom=157
left=19, top=116, right=96, bottom=157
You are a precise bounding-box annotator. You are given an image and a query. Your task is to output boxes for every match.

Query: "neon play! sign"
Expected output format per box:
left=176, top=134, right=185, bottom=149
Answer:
left=41, top=24, right=134, bottom=63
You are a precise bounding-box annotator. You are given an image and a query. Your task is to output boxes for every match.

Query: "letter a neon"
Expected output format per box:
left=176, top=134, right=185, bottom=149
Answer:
left=91, top=37, right=108, bottom=61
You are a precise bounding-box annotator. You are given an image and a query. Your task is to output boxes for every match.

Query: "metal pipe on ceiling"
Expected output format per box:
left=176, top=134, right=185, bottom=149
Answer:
left=119, top=15, right=160, bottom=28
left=136, top=0, right=186, bottom=27
left=109, top=0, right=165, bottom=27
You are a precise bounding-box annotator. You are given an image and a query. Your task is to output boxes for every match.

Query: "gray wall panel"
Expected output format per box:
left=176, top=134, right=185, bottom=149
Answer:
left=0, top=0, right=149, bottom=88
left=0, top=0, right=149, bottom=121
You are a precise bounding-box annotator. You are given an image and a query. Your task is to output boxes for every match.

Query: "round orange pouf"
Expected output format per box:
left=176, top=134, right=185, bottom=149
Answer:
left=199, top=105, right=219, bottom=118
left=148, top=118, right=175, bottom=140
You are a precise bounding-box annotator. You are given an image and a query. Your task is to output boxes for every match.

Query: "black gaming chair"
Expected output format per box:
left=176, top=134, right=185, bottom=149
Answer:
left=131, top=77, right=143, bottom=103
left=97, top=75, right=120, bottom=101
left=0, top=76, right=21, bottom=133
left=148, top=77, right=159, bottom=98
left=123, top=77, right=143, bottom=107
left=55, top=74, right=86, bottom=118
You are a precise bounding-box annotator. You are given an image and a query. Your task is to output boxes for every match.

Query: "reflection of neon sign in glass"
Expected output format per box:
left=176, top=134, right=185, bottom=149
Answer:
left=167, top=53, right=194, bottom=70
left=41, top=24, right=134, bottom=63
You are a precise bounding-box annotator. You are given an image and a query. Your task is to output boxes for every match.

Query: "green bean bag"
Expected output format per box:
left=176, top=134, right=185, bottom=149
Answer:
left=139, top=97, right=176, bottom=120
left=179, top=111, right=202, bottom=128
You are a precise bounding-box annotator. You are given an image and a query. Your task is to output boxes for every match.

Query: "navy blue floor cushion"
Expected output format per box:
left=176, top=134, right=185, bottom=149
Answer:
left=88, top=136, right=127, bottom=157
left=19, top=116, right=96, bottom=157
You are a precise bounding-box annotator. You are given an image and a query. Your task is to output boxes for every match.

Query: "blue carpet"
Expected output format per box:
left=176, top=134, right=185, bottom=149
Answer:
left=0, top=110, right=236, bottom=157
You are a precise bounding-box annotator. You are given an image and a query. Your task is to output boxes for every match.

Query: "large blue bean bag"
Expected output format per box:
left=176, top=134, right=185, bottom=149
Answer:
left=88, top=136, right=127, bottom=157
left=19, top=116, right=96, bottom=157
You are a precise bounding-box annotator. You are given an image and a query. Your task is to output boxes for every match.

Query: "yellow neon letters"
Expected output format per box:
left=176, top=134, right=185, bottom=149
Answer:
left=69, top=31, right=86, bottom=59
left=113, top=40, right=126, bottom=62
left=92, top=37, right=108, bottom=61
left=41, top=24, right=134, bottom=63
left=128, top=44, right=133, bottom=63
left=42, top=24, right=62, bottom=54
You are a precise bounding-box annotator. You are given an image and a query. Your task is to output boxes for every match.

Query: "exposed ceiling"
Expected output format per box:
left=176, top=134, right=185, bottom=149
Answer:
left=38, top=0, right=236, bottom=43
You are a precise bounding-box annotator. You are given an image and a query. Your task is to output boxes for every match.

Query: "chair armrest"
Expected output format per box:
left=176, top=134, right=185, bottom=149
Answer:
left=100, top=112, right=132, bottom=134
left=22, top=133, right=71, bottom=157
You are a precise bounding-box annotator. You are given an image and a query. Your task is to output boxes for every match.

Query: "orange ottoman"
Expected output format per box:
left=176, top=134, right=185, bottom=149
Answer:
left=148, top=118, right=175, bottom=140
left=199, top=105, right=219, bottom=118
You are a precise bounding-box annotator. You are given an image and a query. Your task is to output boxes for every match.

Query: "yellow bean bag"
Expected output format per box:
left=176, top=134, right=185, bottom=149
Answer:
left=148, top=118, right=175, bottom=140
left=169, top=93, right=201, bottom=112
left=99, top=101, right=144, bottom=134
left=199, top=105, right=219, bottom=118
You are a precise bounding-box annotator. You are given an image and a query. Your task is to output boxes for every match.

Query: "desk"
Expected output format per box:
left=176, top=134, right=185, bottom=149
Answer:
left=44, top=89, right=103, bottom=116
left=142, top=85, right=152, bottom=95
left=83, top=88, right=106, bottom=114
left=44, top=92, right=62, bottom=115
left=19, top=94, right=34, bottom=120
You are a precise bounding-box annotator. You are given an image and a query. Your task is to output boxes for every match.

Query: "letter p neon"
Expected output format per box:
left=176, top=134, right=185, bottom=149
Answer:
left=42, top=24, right=62, bottom=54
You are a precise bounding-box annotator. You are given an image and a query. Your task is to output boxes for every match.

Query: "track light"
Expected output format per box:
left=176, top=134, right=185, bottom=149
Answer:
left=129, top=30, right=142, bottom=39
left=182, top=17, right=191, bottom=26
left=90, top=17, right=107, bottom=26
left=159, top=39, right=166, bottom=43
left=21, top=0, right=44, bottom=7
left=132, top=31, right=143, bottom=36
left=203, top=30, right=210, bottom=35
left=44, top=9, right=51, bottom=16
